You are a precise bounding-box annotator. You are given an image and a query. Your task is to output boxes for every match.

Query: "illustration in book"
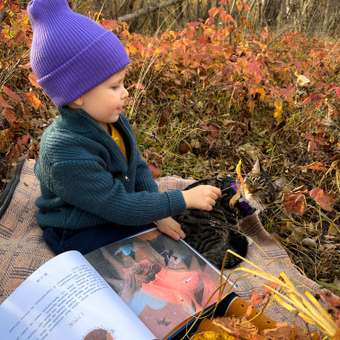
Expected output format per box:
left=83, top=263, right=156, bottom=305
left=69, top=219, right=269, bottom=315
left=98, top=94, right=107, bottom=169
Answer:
left=86, top=229, right=225, bottom=339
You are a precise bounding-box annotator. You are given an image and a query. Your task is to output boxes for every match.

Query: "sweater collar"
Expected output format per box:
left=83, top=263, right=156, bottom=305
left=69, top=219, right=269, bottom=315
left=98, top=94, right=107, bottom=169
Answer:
left=58, top=106, right=136, bottom=169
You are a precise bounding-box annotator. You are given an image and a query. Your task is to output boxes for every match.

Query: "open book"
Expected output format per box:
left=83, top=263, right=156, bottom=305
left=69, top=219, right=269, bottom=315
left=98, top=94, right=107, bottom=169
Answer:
left=0, top=228, right=233, bottom=339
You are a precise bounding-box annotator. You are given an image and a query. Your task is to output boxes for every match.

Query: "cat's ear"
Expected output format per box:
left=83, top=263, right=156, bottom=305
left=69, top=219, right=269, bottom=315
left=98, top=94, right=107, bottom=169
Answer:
left=250, top=158, right=261, bottom=176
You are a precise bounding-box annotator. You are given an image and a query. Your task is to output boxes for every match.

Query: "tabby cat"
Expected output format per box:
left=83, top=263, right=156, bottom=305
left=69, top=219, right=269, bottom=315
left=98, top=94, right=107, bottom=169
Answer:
left=174, top=161, right=277, bottom=269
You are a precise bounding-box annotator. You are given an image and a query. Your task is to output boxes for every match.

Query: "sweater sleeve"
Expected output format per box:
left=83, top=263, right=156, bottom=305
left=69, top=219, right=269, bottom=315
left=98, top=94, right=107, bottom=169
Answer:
left=51, top=160, right=185, bottom=226
left=134, top=151, right=159, bottom=192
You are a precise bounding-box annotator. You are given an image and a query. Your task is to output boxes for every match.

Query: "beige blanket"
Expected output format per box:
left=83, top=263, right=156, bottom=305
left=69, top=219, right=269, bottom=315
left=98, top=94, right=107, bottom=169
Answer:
left=0, top=159, right=324, bottom=325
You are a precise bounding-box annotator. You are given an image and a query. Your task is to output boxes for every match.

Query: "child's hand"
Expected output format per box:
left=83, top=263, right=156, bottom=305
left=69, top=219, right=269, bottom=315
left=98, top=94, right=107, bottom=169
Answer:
left=155, top=217, right=185, bottom=241
left=182, top=185, right=221, bottom=211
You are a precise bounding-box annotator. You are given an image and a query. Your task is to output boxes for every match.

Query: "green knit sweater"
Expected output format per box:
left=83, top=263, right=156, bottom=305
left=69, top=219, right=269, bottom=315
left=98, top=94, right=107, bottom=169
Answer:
left=34, top=107, right=186, bottom=229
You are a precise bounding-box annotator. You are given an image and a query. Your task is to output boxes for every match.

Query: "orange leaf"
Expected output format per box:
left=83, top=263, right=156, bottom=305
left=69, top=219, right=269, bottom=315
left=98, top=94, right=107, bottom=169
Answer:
left=304, top=162, right=327, bottom=172
left=101, top=19, right=119, bottom=31
left=208, top=7, right=220, bottom=18
left=2, top=85, right=21, bottom=103
left=282, top=192, right=306, bottom=216
left=148, top=164, right=161, bottom=178
left=220, top=12, right=235, bottom=24
left=25, top=92, right=42, bottom=110
left=28, top=73, right=41, bottom=88
left=309, top=188, right=335, bottom=212
left=249, top=291, right=264, bottom=306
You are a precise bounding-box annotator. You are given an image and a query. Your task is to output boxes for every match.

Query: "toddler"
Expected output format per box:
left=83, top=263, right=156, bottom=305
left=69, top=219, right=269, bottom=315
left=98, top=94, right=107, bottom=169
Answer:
left=28, top=0, right=221, bottom=254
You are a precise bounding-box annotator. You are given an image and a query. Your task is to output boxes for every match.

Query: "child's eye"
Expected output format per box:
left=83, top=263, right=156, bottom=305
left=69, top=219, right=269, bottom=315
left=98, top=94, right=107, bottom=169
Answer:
left=111, top=82, right=124, bottom=90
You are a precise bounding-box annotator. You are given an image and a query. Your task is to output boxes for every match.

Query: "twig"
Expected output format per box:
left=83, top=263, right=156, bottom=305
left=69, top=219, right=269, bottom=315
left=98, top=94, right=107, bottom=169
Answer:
left=118, top=0, right=183, bottom=22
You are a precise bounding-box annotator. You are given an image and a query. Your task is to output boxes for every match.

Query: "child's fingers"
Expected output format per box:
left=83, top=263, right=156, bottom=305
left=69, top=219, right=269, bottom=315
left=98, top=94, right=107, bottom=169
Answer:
left=170, top=221, right=186, bottom=239
left=160, top=226, right=180, bottom=240
left=212, top=186, right=222, bottom=196
left=205, top=185, right=222, bottom=197
left=207, top=198, right=216, bottom=207
left=177, top=226, right=186, bottom=239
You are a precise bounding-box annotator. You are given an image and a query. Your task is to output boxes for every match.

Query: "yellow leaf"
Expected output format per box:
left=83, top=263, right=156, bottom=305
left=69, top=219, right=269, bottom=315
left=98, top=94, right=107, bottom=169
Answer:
left=273, top=99, right=283, bottom=124
left=153, top=47, right=162, bottom=56
left=235, top=159, right=242, bottom=179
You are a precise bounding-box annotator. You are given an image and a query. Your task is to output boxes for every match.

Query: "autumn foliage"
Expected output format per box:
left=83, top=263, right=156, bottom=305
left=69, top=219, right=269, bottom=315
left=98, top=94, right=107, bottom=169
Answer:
left=0, top=1, right=339, bottom=289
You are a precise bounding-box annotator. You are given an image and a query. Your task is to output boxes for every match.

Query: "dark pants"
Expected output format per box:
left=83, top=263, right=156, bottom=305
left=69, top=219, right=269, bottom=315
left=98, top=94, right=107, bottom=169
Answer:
left=43, top=224, right=154, bottom=255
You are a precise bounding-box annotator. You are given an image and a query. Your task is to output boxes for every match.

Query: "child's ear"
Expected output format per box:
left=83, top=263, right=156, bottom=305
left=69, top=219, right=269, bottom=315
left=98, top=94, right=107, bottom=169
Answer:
left=72, top=96, right=84, bottom=106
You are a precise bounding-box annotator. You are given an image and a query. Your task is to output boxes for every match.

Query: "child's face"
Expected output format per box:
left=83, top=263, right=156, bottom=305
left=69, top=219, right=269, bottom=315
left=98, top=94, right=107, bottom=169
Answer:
left=73, top=68, right=128, bottom=129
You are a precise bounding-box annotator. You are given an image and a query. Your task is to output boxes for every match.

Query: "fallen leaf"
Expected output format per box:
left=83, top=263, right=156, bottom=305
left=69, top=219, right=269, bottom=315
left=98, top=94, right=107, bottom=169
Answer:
left=304, top=161, right=327, bottom=172
left=282, top=192, right=306, bottom=216
left=305, top=133, right=328, bottom=153
left=309, top=188, right=335, bottom=212
left=178, top=140, right=191, bottom=154
left=200, top=122, right=220, bottom=138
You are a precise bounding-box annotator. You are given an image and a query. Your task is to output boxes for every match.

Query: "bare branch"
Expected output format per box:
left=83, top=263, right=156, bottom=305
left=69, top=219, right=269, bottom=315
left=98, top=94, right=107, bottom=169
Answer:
left=118, top=0, right=183, bottom=22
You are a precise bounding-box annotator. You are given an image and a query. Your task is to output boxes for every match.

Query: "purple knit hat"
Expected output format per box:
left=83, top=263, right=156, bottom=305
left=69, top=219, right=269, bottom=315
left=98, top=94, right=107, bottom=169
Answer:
left=27, top=0, right=130, bottom=106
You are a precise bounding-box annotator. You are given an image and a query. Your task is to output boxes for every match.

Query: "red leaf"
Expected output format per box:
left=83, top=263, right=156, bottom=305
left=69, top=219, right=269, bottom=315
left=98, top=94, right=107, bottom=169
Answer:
left=282, top=192, right=306, bottom=216
left=245, top=60, right=263, bottom=84
left=0, top=95, right=12, bottom=109
left=309, top=188, right=335, bottom=212
left=333, top=86, right=340, bottom=98
left=200, top=122, right=220, bottom=138
left=18, top=135, right=30, bottom=146
left=148, top=164, right=161, bottom=178
left=2, top=108, right=17, bottom=126
left=2, top=85, right=21, bottom=103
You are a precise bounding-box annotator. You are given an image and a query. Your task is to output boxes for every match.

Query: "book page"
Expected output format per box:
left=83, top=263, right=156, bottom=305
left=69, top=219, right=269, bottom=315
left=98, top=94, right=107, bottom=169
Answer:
left=86, top=229, right=231, bottom=339
left=0, top=251, right=155, bottom=340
